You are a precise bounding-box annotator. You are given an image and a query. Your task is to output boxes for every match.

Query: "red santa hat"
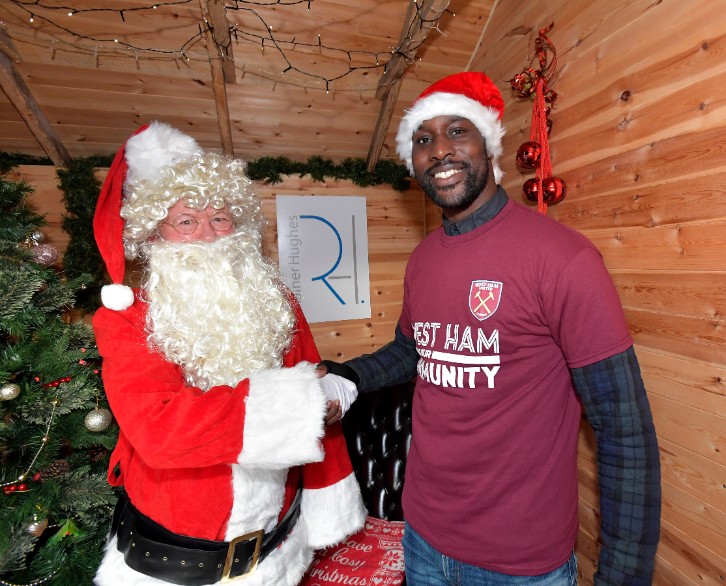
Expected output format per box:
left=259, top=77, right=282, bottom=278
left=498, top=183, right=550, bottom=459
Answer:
left=93, top=122, right=203, bottom=311
left=395, top=71, right=506, bottom=183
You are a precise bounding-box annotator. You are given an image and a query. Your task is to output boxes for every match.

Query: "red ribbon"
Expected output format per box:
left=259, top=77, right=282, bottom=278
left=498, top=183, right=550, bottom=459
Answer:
left=510, top=23, right=559, bottom=215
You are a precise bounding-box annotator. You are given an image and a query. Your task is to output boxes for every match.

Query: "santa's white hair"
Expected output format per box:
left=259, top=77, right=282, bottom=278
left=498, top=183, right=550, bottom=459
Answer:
left=121, top=152, right=259, bottom=261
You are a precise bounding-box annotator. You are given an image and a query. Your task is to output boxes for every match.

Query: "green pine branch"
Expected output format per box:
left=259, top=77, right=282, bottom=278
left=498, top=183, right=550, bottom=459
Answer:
left=0, top=523, right=39, bottom=574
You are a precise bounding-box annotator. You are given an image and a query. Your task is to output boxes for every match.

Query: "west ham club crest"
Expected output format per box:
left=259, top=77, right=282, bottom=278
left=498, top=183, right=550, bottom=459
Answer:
left=469, top=280, right=503, bottom=321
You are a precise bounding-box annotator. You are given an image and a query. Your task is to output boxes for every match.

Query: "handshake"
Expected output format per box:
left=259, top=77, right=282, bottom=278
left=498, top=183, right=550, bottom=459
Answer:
left=316, top=360, right=360, bottom=424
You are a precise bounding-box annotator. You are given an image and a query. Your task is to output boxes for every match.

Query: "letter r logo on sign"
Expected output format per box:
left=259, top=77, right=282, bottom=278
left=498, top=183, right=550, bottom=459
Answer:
left=276, top=195, right=371, bottom=323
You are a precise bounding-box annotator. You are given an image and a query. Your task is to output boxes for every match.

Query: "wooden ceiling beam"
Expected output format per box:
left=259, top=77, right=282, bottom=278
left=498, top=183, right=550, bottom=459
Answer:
left=0, top=27, right=22, bottom=63
left=201, top=0, right=236, bottom=83
left=199, top=0, right=234, bottom=156
left=366, top=0, right=452, bottom=171
left=0, top=28, right=71, bottom=168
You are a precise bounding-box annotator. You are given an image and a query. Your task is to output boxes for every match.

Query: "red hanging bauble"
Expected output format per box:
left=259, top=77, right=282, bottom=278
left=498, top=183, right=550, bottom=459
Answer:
left=522, top=178, right=540, bottom=202
left=512, top=23, right=561, bottom=214
left=542, top=176, right=567, bottom=204
left=508, top=68, right=540, bottom=99
left=516, top=142, right=542, bottom=169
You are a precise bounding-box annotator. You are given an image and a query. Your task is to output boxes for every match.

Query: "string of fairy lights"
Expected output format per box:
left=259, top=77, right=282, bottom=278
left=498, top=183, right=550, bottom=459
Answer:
left=4, top=0, right=455, bottom=94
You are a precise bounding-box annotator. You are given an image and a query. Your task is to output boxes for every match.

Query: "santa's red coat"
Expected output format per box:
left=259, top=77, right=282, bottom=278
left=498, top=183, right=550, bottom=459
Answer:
left=93, top=291, right=366, bottom=585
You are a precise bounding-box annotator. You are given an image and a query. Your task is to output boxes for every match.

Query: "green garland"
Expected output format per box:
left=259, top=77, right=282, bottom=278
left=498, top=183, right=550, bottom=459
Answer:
left=0, top=152, right=410, bottom=312
left=245, top=155, right=411, bottom=191
left=0, top=152, right=53, bottom=174
left=0, top=152, right=411, bottom=190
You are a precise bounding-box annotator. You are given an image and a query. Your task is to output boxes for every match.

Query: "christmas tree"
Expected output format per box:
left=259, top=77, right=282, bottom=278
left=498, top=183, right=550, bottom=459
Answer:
left=0, top=166, right=118, bottom=585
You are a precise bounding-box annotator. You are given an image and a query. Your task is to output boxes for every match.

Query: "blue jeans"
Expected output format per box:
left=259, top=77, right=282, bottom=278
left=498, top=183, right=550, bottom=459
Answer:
left=402, top=522, right=578, bottom=585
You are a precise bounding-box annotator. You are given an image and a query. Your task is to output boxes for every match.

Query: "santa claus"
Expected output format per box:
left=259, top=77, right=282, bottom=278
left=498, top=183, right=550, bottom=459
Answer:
left=92, top=122, right=366, bottom=585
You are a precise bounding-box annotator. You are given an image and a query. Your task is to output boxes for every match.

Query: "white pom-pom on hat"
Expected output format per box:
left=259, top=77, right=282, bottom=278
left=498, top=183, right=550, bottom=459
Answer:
left=100, top=284, right=135, bottom=311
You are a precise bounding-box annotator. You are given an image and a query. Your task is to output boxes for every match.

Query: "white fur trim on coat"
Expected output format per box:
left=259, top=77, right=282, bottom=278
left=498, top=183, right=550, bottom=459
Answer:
left=301, top=472, right=368, bottom=549
left=395, top=92, right=506, bottom=183
left=101, top=283, right=135, bottom=311
left=239, top=362, right=326, bottom=467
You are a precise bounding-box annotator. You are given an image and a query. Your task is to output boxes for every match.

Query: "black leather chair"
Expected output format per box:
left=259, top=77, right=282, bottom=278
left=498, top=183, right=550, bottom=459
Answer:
left=342, top=381, right=414, bottom=522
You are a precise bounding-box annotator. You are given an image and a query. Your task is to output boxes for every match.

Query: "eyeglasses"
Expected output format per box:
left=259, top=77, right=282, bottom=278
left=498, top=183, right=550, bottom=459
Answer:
left=162, top=211, right=234, bottom=235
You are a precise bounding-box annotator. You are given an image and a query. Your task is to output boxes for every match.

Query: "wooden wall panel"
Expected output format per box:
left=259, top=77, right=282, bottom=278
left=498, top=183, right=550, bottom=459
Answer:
left=626, top=309, right=725, bottom=365
left=638, top=349, right=725, bottom=416
left=613, top=271, right=726, bottom=320
left=472, top=0, right=726, bottom=583
left=6, top=0, right=726, bottom=582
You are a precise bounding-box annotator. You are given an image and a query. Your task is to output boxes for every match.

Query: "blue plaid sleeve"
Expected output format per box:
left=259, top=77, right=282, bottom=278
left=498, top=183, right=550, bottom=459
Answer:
left=344, top=325, right=418, bottom=393
left=571, top=347, right=661, bottom=585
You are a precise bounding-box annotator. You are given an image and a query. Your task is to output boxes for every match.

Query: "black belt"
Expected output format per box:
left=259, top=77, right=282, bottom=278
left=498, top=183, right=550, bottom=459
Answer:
left=111, top=489, right=302, bottom=585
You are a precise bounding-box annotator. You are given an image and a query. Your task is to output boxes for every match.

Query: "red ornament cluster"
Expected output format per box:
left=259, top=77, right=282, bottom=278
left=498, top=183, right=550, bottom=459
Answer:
left=3, top=472, right=42, bottom=496
left=33, top=349, right=101, bottom=390
left=522, top=177, right=566, bottom=204
left=40, top=376, right=72, bottom=389
left=509, top=23, right=566, bottom=213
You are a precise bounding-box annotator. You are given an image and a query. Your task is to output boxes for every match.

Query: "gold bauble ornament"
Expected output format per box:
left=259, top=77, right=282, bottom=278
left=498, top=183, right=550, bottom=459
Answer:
left=84, top=407, right=113, bottom=432
left=0, top=383, right=21, bottom=401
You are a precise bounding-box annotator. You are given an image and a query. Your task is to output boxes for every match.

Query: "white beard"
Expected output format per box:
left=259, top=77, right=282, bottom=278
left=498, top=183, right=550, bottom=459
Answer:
left=143, top=232, right=296, bottom=390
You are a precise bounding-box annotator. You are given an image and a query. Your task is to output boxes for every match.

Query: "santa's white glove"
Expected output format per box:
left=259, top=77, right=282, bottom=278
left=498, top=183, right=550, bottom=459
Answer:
left=319, top=373, right=358, bottom=417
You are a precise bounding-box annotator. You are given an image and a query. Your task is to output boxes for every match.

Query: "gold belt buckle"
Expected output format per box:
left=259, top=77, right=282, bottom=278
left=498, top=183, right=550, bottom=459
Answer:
left=221, top=529, right=264, bottom=582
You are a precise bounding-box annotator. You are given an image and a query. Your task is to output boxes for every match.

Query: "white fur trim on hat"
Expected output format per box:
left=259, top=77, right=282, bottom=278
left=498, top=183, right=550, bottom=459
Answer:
left=123, top=121, right=203, bottom=192
left=100, top=283, right=135, bottom=311
left=396, top=92, right=506, bottom=183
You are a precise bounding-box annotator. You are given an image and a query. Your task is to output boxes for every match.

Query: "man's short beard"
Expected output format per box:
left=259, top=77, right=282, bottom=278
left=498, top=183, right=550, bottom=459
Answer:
left=143, top=232, right=295, bottom=391
left=418, top=158, right=490, bottom=211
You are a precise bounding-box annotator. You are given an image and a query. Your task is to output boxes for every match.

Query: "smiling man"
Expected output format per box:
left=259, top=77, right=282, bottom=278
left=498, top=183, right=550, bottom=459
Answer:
left=319, top=72, right=661, bottom=585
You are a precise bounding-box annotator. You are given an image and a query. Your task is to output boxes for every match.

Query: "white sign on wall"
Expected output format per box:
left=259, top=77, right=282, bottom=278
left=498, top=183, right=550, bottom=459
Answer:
left=276, top=195, right=371, bottom=323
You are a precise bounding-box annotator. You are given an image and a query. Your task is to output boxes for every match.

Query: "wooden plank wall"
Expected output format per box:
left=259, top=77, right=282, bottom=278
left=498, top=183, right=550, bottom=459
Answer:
left=7, top=165, right=424, bottom=361
left=8, top=0, right=726, bottom=582
left=464, top=0, right=726, bottom=583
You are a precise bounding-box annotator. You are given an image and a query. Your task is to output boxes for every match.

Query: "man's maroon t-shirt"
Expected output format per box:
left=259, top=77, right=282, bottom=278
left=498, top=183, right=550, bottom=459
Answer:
left=399, top=199, right=632, bottom=575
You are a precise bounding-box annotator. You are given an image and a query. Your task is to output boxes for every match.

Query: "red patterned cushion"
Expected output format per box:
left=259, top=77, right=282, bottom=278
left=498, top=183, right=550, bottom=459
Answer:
left=300, top=517, right=405, bottom=585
